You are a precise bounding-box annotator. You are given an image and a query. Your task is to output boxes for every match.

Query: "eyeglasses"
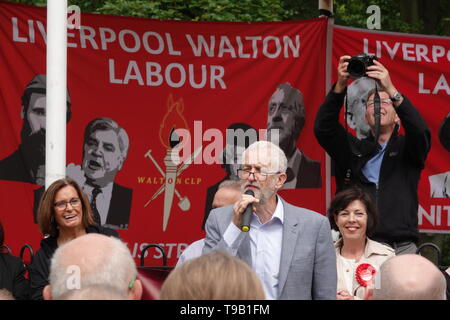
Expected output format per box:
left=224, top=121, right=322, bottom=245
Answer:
left=366, top=99, right=393, bottom=108
left=54, top=198, right=81, bottom=211
left=237, top=169, right=280, bottom=181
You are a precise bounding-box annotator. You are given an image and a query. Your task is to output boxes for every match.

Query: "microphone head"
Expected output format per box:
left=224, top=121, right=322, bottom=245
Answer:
left=244, top=189, right=255, bottom=197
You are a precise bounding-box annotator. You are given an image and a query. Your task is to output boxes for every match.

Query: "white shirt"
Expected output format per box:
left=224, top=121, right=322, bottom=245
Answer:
left=223, top=197, right=284, bottom=300
left=175, top=238, right=205, bottom=268
left=83, top=183, right=113, bottom=225
left=338, top=255, right=357, bottom=294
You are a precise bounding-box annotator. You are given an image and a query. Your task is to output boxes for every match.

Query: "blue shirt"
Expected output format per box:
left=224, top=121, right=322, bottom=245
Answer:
left=362, top=142, right=388, bottom=186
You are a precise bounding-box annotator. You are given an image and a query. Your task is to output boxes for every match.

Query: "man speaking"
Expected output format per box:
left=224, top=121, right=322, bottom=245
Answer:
left=203, top=141, right=336, bottom=300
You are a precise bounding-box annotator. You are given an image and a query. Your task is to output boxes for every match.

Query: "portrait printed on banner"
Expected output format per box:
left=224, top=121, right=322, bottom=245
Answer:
left=202, top=123, right=258, bottom=229
left=266, top=82, right=321, bottom=189
left=34, top=117, right=133, bottom=229
left=429, top=113, right=450, bottom=198
left=0, top=74, right=72, bottom=186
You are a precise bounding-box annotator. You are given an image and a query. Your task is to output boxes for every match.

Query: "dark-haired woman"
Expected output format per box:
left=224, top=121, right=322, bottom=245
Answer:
left=29, top=178, right=119, bottom=300
left=328, top=187, right=394, bottom=300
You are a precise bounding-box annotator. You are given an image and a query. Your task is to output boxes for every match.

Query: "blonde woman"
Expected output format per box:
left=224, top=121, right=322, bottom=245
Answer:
left=160, top=251, right=265, bottom=300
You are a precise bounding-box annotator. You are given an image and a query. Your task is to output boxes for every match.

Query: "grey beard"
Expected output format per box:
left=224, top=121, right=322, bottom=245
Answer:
left=20, top=129, right=46, bottom=184
left=258, top=189, right=276, bottom=206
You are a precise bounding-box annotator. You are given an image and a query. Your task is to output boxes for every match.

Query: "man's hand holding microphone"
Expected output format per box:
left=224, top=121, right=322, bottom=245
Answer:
left=233, top=189, right=259, bottom=232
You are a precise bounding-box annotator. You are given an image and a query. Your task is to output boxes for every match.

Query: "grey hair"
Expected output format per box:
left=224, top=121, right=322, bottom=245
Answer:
left=49, top=234, right=137, bottom=299
left=218, top=179, right=241, bottom=191
left=274, top=82, right=305, bottom=120
left=83, top=117, right=130, bottom=159
left=242, top=141, right=287, bottom=173
left=271, top=83, right=305, bottom=140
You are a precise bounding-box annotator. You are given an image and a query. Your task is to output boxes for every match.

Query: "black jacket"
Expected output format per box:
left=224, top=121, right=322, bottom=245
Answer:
left=0, top=253, right=30, bottom=300
left=29, top=225, right=119, bottom=300
left=314, top=87, right=431, bottom=244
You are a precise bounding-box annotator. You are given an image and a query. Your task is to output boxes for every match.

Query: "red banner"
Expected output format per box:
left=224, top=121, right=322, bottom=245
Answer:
left=333, top=26, right=450, bottom=233
left=0, top=2, right=328, bottom=266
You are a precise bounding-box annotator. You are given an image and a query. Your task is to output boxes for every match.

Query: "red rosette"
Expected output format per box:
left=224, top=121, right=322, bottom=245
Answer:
left=355, top=263, right=376, bottom=287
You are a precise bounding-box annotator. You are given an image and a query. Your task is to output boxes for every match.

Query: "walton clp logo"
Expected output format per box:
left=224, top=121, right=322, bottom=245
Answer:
left=144, top=94, right=201, bottom=231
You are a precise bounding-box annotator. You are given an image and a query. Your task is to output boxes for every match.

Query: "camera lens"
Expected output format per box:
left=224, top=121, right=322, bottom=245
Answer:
left=347, top=59, right=366, bottom=78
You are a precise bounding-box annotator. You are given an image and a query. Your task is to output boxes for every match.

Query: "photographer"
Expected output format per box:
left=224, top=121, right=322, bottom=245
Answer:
left=314, top=55, right=431, bottom=255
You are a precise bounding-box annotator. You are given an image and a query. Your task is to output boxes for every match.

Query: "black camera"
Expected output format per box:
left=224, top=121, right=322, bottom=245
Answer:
left=346, top=53, right=377, bottom=78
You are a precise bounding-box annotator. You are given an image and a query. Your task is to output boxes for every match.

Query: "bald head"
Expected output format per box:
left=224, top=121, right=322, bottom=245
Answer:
left=212, top=180, right=241, bottom=209
left=57, top=234, right=114, bottom=272
left=59, top=285, right=128, bottom=300
left=0, top=289, right=14, bottom=300
left=44, top=234, right=142, bottom=300
left=374, top=254, right=446, bottom=300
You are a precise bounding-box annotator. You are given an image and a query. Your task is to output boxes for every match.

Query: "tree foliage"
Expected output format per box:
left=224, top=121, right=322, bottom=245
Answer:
left=12, top=0, right=287, bottom=21
left=334, top=0, right=450, bottom=36
left=7, top=0, right=450, bottom=36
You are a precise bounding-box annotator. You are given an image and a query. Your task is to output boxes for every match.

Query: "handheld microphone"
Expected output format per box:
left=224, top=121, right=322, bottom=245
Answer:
left=241, top=189, right=254, bottom=232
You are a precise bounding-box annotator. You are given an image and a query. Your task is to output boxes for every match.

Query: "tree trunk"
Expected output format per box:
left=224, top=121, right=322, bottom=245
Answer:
left=421, top=0, right=440, bottom=35
left=443, top=0, right=450, bottom=36
left=399, top=0, right=420, bottom=24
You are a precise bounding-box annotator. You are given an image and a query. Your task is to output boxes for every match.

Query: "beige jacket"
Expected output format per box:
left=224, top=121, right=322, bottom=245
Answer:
left=335, top=237, right=395, bottom=299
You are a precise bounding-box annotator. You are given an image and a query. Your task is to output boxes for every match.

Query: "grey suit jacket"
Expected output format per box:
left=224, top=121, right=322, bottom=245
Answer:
left=203, top=197, right=337, bottom=300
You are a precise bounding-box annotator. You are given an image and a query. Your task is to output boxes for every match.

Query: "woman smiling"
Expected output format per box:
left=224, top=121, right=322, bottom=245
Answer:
left=29, top=178, right=119, bottom=300
left=327, top=187, right=395, bottom=300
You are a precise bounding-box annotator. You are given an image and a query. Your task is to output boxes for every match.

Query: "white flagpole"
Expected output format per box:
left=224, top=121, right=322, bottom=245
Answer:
left=45, top=0, right=68, bottom=189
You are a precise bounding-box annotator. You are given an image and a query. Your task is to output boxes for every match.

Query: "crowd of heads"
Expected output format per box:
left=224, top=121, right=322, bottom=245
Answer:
left=1, top=136, right=448, bottom=301
left=1, top=74, right=448, bottom=301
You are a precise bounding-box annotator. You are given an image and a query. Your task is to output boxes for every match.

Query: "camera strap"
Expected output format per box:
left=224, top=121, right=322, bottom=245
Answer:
left=373, top=84, right=382, bottom=150
left=342, top=81, right=381, bottom=186
left=343, top=93, right=360, bottom=186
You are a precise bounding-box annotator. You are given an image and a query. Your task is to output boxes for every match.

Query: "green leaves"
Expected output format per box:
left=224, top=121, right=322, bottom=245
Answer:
left=6, top=0, right=450, bottom=35
left=67, top=0, right=286, bottom=22
left=334, top=0, right=449, bottom=36
left=104, top=0, right=308, bottom=22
